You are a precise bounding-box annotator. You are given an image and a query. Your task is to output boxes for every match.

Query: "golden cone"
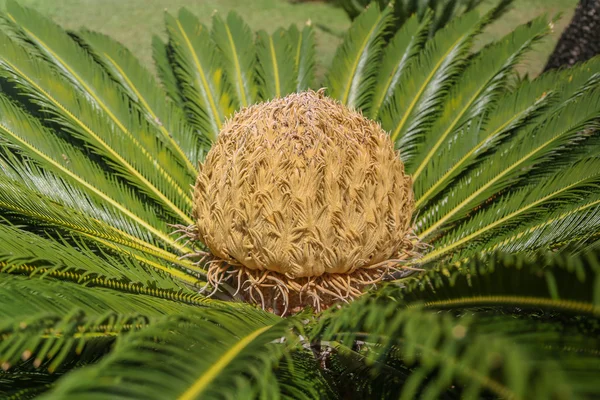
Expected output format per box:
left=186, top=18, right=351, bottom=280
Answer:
left=192, top=89, right=416, bottom=312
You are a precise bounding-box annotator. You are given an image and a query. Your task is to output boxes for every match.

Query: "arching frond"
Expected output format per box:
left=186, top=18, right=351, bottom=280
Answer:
left=389, top=249, right=600, bottom=317
left=0, top=93, right=189, bottom=251
left=75, top=29, right=202, bottom=173
left=256, top=28, right=297, bottom=101
left=42, top=309, right=299, bottom=399
left=411, top=17, right=550, bottom=194
left=287, top=23, right=316, bottom=92
left=211, top=11, right=258, bottom=109
left=476, top=193, right=600, bottom=257
left=2, top=2, right=194, bottom=221
left=369, top=13, right=430, bottom=119
left=326, top=3, right=393, bottom=110
left=314, top=304, right=589, bottom=399
left=165, top=8, right=232, bottom=141
left=380, top=10, right=481, bottom=161
left=0, top=220, right=203, bottom=288
left=0, top=312, right=148, bottom=374
left=420, top=157, right=600, bottom=263
left=417, top=77, right=600, bottom=239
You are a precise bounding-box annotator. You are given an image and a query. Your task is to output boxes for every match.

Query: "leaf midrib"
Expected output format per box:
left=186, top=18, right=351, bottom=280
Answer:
left=224, top=23, right=248, bottom=107
left=175, top=19, right=223, bottom=136
left=178, top=324, right=273, bottom=400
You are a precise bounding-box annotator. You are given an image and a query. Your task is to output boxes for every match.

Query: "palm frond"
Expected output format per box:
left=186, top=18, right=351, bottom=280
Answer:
left=314, top=304, right=588, bottom=399
left=0, top=93, right=189, bottom=251
left=414, top=75, right=554, bottom=211
left=75, top=29, right=203, bottom=173
left=419, top=157, right=600, bottom=263
left=0, top=372, right=57, bottom=399
left=417, top=75, right=600, bottom=239
left=2, top=2, right=194, bottom=221
left=411, top=17, right=550, bottom=197
left=211, top=11, right=258, bottom=109
left=389, top=249, right=600, bottom=317
left=476, top=193, right=600, bottom=257
left=0, top=274, right=202, bottom=320
left=165, top=8, right=232, bottom=141
left=0, top=219, right=204, bottom=288
left=0, top=312, right=148, bottom=374
left=380, top=10, right=481, bottom=161
left=326, top=3, right=392, bottom=110
left=152, top=35, right=184, bottom=109
left=414, top=57, right=600, bottom=213
left=42, top=308, right=298, bottom=399
left=287, top=23, right=316, bottom=92
left=369, top=13, right=430, bottom=119
left=0, top=167, right=191, bottom=272
left=256, top=28, right=297, bottom=100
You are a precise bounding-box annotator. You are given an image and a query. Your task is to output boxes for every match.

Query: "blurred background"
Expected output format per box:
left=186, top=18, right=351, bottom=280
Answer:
left=0, top=0, right=578, bottom=78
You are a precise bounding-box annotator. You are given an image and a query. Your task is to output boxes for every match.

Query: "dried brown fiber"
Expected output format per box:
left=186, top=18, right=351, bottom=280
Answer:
left=190, top=89, right=417, bottom=313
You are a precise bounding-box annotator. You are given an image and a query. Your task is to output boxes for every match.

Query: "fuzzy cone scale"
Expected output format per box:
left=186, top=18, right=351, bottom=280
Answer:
left=194, top=90, right=414, bottom=279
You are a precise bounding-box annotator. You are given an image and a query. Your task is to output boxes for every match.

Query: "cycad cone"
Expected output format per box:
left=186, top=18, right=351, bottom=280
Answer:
left=193, top=90, right=415, bottom=313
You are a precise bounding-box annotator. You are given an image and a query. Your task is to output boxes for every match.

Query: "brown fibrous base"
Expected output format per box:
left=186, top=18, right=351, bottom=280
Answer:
left=173, top=224, right=424, bottom=316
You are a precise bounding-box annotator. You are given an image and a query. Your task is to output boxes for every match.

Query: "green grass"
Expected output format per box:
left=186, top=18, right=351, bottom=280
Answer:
left=2, top=0, right=579, bottom=81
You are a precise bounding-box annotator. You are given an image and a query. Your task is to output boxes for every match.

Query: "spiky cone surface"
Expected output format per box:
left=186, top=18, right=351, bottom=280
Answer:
left=192, top=89, right=416, bottom=314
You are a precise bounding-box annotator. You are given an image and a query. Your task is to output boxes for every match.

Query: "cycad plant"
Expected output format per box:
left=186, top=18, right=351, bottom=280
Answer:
left=0, top=0, right=599, bottom=398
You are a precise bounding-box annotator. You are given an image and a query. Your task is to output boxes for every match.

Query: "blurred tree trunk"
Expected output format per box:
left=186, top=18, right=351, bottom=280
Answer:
left=544, top=0, right=600, bottom=71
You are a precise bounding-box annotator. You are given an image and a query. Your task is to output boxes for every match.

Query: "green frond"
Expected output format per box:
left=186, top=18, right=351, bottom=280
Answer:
left=152, top=35, right=185, bottom=109
left=414, top=56, right=600, bottom=214
left=389, top=249, right=600, bottom=317
left=417, top=77, right=600, bottom=239
left=0, top=93, right=190, bottom=251
left=2, top=2, right=195, bottom=221
left=380, top=10, right=481, bottom=161
left=326, top=3, right=393, bottom=110
left=211, top=11, right=258, bottom=109
left=314, top=304, right=586, bottom=399
left=414, top=74, right=555, bottom=211
left=165, top=8, right=232, bottom=141
left=274, top=351, right=335, bottom=400
left=0, top=312, right=148, bottom=374
left=0, top=372, right=57, bottom=399
left=411, top=16, right=550, bottom=195
left=0, top=274, right=201, bottom=320
left=369, top=13, right=430, bottom=119
left=75, top=29, right=202, bottom=174
left=42, top=308, right=295, bottom=399
left=338, top=0, right=489, bottom=37
left=0, top=220, right=199, bottom=288
left=420, top=157, right=600, bottom=263
left=287, top=23, right=316, bottom=92
left=477, top=193, right=600, bottom=257
left=0, top=157, right=193, bottom=269
left=414, top=0, right=489, bottom=35
left=256, top=28, right=297, bottom=100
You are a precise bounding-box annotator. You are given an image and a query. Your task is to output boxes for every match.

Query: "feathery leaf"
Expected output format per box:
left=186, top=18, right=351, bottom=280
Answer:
left=327, top=3, right=393, bottom=110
